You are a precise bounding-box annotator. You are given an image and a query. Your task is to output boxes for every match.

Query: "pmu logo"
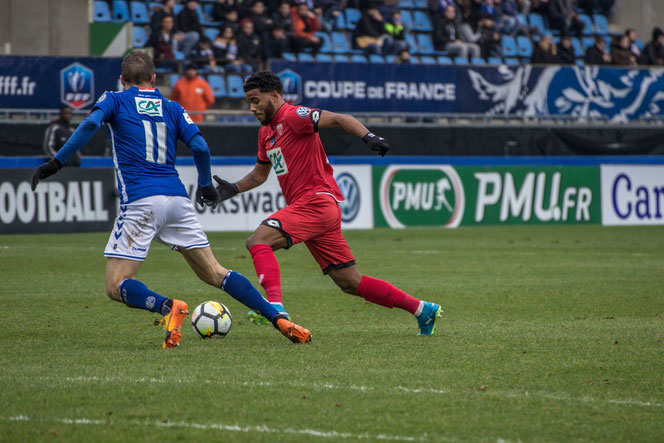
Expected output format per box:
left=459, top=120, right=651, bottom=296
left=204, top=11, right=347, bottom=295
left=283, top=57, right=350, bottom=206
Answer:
left=379, top=165, right=465, bottom=228
left=60, top=63, right=94, bottom=109
left=336, top=172, right=360, bottom=223
left=278, top=69, right=302, bottom=103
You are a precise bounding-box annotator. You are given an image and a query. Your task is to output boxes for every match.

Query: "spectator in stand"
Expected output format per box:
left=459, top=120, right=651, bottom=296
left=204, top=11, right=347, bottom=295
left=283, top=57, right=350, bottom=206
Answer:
left=223, top=9, right=241, bottom=35
left=43, top=106, right=80, bottom=167
left=626, top=29, right=646, bottom=65
left=395, top=48, right=411, bottom=63
left=237, top=18, right=263, bottom=71
left=644, top=27, right=664, bottom=66
left=273, top=2, right=294, bottom=34
left=191, top=36, right=225, bottom=73
left=585, top=35, right=611, bottom=65
left=385, top=10, right=410, bottom=55
left=262, top=25, right=293, bottom=59
left=291, top=3, right=323, bottom=53
left=171, top=64, right=214, bottom=123
left=148, top=15, right=177, bottom=61
left=557, top=35, right=576, bottom=64
left=611, top=34, right=636, bottom=66
left=531, top=33, right=558, bottom=63
left=531, top=0, right=549, bottom=15
left=317, top=0, right=343, bottom=32
left=353, top=8, right=391, bottom=54
left=176, top=0, right=202, bottom=56
left=214, top=26, right=254, bottom=72
left=433, top=5, right=481, bottom=59
left=481, top=0, right=518, bottom=35
left=150, top=0, right=177, bottom=34
left=578, top=0, right=613, bottom=16
left=501, top=0, right=539, bottom=35
left=249, top=1, right=274, bottom=37
left=547, top=0, right=584, bottom=37
left=212, top=0, right=240, bottom=22
left=428, top=0, right=462, bottom=23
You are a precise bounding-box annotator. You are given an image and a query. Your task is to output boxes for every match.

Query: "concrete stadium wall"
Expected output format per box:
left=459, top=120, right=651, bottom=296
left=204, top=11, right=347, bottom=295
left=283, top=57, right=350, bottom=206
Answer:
left=612, top=0, right=663, bottom=39
left=0, top=0, right=89, bottom=56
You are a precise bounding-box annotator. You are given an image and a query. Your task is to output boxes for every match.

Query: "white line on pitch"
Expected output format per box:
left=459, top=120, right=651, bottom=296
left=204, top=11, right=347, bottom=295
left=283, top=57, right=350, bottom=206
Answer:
left=3, top=374, right=661, bottom=408
left=1, top=415, right=441, bottom=441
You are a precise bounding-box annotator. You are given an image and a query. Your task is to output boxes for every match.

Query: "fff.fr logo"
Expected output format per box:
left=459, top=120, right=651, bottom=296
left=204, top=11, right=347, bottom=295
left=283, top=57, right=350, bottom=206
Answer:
left=277, top=69, right=302, bottom=104
left=60, top=62, right=94, bottom=109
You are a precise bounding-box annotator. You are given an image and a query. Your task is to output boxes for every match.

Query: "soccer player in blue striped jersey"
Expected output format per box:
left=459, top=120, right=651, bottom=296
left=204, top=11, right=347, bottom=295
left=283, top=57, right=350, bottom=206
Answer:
left=31, top=51, right=311, bottom=346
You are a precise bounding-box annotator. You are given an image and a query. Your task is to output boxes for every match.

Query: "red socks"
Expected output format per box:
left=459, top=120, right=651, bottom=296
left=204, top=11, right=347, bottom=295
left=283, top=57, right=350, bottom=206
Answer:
left=249, top=244, right=282, bottom=304
left=355, top=275, right=421, bottom=315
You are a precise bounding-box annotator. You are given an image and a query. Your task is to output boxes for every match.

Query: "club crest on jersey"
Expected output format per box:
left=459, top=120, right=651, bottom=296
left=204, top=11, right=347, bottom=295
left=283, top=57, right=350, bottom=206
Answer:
left=266, top=147, right=288, bottom=176
left=135, top=97, right=163, bottom=116
left=296, top=107, right=310, bottom=117
left=276, top=123, right=283, bottom=135
left=270, top=136, right=276, bottom=146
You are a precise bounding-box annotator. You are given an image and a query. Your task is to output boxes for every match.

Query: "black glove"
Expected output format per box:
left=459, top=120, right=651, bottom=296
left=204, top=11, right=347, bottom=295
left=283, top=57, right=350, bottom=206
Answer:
left=362, top=132, right=390, bottom=157
left=213, top=175, right=240, bottom=202
left=195, top=183, right=221, bottom=209
left=31, top=158, right=63, bottom=191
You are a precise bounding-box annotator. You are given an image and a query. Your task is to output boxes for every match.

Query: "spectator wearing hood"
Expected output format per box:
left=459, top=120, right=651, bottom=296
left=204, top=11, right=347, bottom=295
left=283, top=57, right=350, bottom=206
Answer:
left=644, top=27, right=664, bottom=66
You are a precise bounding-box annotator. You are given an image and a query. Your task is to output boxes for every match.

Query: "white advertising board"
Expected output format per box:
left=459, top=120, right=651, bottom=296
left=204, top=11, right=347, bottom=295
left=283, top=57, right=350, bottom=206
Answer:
left=601, top=165, right=664, bottom=226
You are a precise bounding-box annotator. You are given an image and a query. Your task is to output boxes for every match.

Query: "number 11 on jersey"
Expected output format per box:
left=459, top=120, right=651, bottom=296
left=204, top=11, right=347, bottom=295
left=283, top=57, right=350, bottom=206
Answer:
left=143, top=120, right=167, bottom=164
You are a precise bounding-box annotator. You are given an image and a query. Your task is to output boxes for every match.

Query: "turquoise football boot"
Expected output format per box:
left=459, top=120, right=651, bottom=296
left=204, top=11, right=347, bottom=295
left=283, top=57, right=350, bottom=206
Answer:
left=247, top=303, right=290, bottom=325
left=417, top=302, right=443, bottom=336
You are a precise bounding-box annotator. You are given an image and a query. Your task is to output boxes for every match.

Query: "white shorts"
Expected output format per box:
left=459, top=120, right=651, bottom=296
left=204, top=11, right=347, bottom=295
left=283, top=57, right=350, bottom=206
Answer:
left=104, top=195, right=209, bottom=261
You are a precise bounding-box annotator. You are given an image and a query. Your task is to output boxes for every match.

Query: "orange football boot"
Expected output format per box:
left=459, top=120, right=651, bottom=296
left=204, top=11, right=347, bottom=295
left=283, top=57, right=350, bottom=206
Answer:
left=163, top=299, right=188, bottom=348
left=274, top=317, right=312, bottom=344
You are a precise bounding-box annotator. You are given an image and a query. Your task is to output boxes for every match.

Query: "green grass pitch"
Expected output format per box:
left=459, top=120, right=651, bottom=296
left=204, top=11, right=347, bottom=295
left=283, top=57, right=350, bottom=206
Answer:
left=1, top=226, right=663, bottom=441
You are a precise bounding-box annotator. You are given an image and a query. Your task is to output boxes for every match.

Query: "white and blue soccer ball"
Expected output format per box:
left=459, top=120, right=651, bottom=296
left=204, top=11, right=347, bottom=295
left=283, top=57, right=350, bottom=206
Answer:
left=191, top=301, right=232, bottom=338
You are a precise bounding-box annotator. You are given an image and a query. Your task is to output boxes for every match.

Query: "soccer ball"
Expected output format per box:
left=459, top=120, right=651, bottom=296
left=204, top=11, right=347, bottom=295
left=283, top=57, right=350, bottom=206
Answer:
left=191, top=301, right=232, bottom=338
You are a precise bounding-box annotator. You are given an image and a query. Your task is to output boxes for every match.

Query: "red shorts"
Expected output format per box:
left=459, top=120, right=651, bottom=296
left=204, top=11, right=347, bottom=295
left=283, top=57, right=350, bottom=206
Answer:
left=262, top=193, right=355, bottom=274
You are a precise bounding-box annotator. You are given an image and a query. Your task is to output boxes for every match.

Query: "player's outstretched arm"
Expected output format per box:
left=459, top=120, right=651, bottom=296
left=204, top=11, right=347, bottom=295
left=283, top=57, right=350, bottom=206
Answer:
left=31, top=109, right=104, bottom=190
left=213, top=162, right=271, bottom=202
left=317, top=110, right=389, bottom=156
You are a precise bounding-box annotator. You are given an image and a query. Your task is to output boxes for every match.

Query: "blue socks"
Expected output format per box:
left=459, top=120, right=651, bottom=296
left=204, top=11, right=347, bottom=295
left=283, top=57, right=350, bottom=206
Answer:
left=221, top=271, right=279, bottom=321
left=119, top=279, right=171, bottom=315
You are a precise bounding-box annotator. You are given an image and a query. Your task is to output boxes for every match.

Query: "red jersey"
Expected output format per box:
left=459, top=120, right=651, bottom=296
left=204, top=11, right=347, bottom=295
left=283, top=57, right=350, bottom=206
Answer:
left=257, top=103, right=343, bottom=205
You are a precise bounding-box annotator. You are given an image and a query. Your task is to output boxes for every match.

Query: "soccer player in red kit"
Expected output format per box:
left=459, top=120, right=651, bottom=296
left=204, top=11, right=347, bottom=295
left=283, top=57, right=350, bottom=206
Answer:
left=213, top=71, right=442, bottom=335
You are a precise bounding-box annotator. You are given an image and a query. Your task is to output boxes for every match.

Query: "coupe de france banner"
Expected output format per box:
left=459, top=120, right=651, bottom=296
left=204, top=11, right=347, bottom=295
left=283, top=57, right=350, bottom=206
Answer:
left=270, top=61, right=664, bottom=121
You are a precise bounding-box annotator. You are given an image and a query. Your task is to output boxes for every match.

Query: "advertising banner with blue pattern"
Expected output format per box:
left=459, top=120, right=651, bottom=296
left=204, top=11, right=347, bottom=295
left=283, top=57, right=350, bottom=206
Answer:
left=270, top=62, right=664, bottom=121
left=0, top=56, right=122, bottom=109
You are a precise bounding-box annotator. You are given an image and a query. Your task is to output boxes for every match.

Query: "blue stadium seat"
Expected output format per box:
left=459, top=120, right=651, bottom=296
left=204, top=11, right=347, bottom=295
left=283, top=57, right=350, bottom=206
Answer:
left=504, top=57, right=520, bottom=65
left=208, top=75, right=227, bottom=98
left=385, top=54, right=397, bottom=63
left=298, top=52, right=315, bottom=62
left=345, top=9, right=361, bottom=29
left=333, top=54, right=349, bottom=62
left=501, top=35, right=518, bottom=57
left=593, top=14, right=609, bottom=35
left=408, top=55, right=419, bottom=64
left=331, top=32, right=349, bottom=53
left=132, top=26, right=148, bottom=47
left=93, top=1, right=112, bottom=22
left=437, top=55, right=453, bottom=64
left=130, top=1, right=150, bottom=24
left=516, top=36, right=533, bottom=57
left=413, top=0, right=428, bottom=9
left=578, top=14, right=593, bottom=35
left=487, top=56, right=503, bottom=65
left=173, top=49, right=185, bottom=60
left=198, top=4, right=219, bottom=26
left=173, top=3, right=183, bottom=16
left=420, top=55, right=436, bottom=64
left=571, top=37, right=584, bottom=57
left=400, top=11, right=414, bottom=30
left=316, top=32, right=332, bottom=53
left=413, top=11, right=433, bottom=32
left=369, top=54, right=385, bottom=63
left=226, top=75, right=245, bottom=98
left=528, top=13, right=547, bottom=35
left=454, top=56, right=468, bottom=64
left=204, top=27, right=219, bottom=41
left=335, top=13, right=346, bottom=30
left=351, top=54, right=367, bottom=63
left=316, top=53, right=332, bottom=62
left=581, top=37, right=594, bottom=50
left=112, top=1, right=130, bottom=22
left=398, top=0, right=414, bottom=8
left=169, top=74, right=179, bottom=88
left=405, top=33, right=418, bottom=53
left=416, top=33, right=435, bottom=54
left=471, top=56, right=486, bottom=65
left=282, top=52, right=296, bottom=61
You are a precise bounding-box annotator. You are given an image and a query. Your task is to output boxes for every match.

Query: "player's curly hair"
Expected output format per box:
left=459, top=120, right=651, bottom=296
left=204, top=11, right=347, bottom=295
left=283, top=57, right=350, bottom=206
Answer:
left=121, top=50, right=154, bottom=86
left=243, top=71, right=283, bottom=94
